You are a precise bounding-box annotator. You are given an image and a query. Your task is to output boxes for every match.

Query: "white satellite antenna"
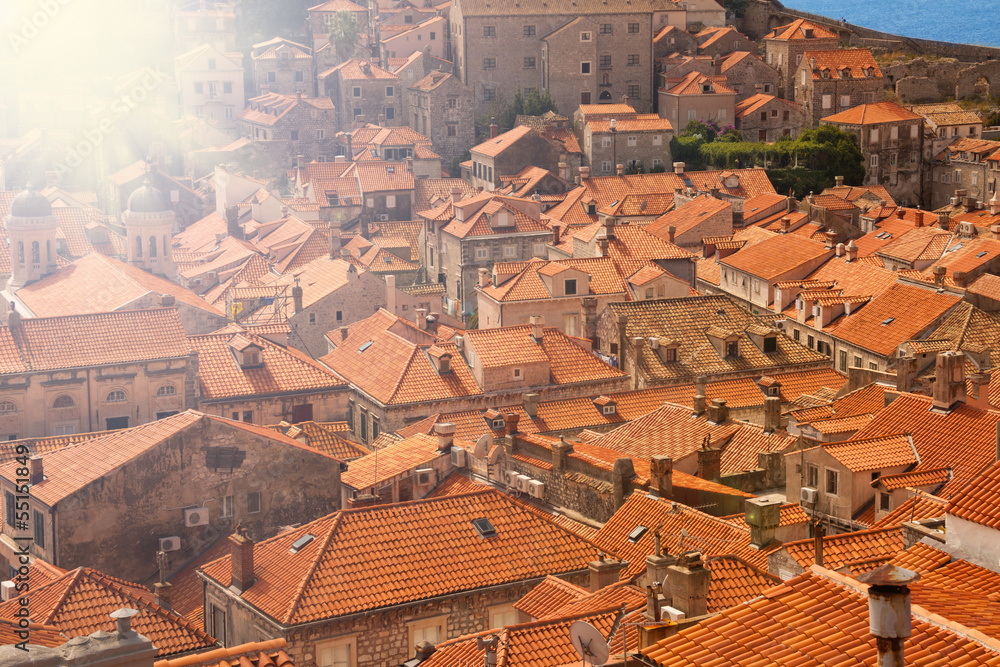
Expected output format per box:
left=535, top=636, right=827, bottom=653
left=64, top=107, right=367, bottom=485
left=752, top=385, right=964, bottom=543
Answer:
left=569, top=620, right=610, bottom=667
left=474, top=433, right=491, bottom=458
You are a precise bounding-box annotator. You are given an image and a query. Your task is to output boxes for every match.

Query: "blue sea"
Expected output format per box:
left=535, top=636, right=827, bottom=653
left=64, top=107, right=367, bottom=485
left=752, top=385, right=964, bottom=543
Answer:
left=784, top=0, right=1000, bottom=47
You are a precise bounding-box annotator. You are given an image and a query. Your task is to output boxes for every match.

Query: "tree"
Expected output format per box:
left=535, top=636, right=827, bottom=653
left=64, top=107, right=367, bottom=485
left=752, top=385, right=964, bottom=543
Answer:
left=328, top=10, right=359, bottom=64
left=724, top=0, right=750, bottom=18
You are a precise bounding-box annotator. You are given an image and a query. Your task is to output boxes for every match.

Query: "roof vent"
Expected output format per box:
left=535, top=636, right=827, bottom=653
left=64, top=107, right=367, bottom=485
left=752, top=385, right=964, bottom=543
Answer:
left=627, top=525, right=648, bottom=543
left=289, top=534, right=316, bottom=554
left=472, top=517, right=496, bottom=538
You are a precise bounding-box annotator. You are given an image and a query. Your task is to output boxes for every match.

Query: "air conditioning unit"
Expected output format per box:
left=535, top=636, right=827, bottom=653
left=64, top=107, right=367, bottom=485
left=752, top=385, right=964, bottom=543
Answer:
left=528, top=479, right=545, bottom=499
left=505, top=470, right=517, bottom=487
left=800, top=487, right=818, bottom=504
left=0, top=581, right=14, bottom=602
left=377, top=214, right=390, bottom=221
left=184, top=507, right=209, bottom=527
left=516, top=474, right=531, bottom=492
left=159, top=536, right=181, bottom=552
left=415, top=468, right=435, bottom=485
left=450, top=448, right=467, bottom=468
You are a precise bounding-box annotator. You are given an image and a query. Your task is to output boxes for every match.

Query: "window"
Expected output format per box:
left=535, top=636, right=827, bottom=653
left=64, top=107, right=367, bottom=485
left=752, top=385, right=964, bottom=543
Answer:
left=581, top=91, right=591, bottom=104
left=628, top=22, right=640, bottom=33
left=627, top=54, right=640, bottom=66
left=564, top=279, right=578, bottom=295
left=807, top=335, right=814, bottom=349
left=384, top=106, right=395, bottom=120
left=223, top=81, right=232, bottom=94
left=490, top=604, right=518, bottom=628
left=318, top=129, right=325, bottom=139
left=291, top=130, right=299, bottom=140
left=580, top=31, right=592, bottom=42
left=353, top=86, right=362, bottom=98
left=840, top=94, right=850, bottom=107
left=870, top=128, right=879, bottom=143
left=868, top=361, right=879, bottom=371
left=793, top=329, right=800, bottom=341
left=483, top=58, right=496, bottom=70
left=194, top=82, right=204, bottom=94
left=512, top=368, right=522, bottom=379
left=430, top=31, right=436, bottom=39
left=839, top=350, right=848, bottom=372
left=599, top=55, right=612, bottom=68
left=806, top=464, right=818, bottom=488
left=53, top=395, right=75, bottom=408
left=627, top=135, right=637, bottom=147
left=524, top=57, right=536, bottom=69
left=533, top=242, right=546, bottom=256
left=826, top=469, right=839, bottom=495
left=221, top=495, right=233, bottom=518
left=880, top=492, right=891, bottom=511
left=106, top=390, right=126, bottom=403
left=211, top=606, right=227, bottom=644
left=854, top=355, right=863, bottom=368
left=763, top=337, right=778, bottom=353
left=581, top=62, right=591, bottom=75
left=503, top=245, right=517, bottom=258
left=602, top=160, right=612, bottom=173
left=409, top=616, right=446, bottom=651
left=242, top=410, right=253, bottom=423
left=156, top=385, right=176, bottom=397
left=484, top=25, right=496, bottom=37
left=822, top=94, right=832, bottom=109
left=371, top=417, right=379, bottom=441
left=602, top=136, right=612, bottom=148
left=523, top=25, right=535, bottom=36
left=317, top=637, right=356, bottom=667
left=336, top=311, right=343, bottom=321
left=483, top=88, right=496, bottom=102
left=4, top=492, right=13, bottom=527
left=475, top=247, right=489, bottom=261
left=726, top=341, right=739, bottom=357
left=871, top=154, right=879, bottom=167
left=247, top=491, right=261, bottom=514
left=599, top=23, right=612, bottom=34
left=911, top=124, right=919, bottom=139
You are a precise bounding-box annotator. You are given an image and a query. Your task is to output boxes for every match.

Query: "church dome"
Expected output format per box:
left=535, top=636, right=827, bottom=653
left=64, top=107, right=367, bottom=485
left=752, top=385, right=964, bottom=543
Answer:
left=9, top=185, right=52, bottom=218
left=127, top=179, right=169, bottom=213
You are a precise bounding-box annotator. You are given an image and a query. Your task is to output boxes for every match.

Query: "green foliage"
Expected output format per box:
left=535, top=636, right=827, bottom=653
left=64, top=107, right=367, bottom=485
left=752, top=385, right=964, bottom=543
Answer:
left=474, top=89, right=558, bottom=140
left=682, top=119, right=718, bottom=142
left=237, top=0, right=313, bottom=48
left=669, top=136, right=707, bottom=170
left=986, top=110, right=1000, bottom=127
left=328, top=10, right=360, bottom=64
left=624, top=160, right=646, bottom=175
left=650, top=163, right=666, bottom=173
left=449, top=150, right=472, bottom=177
left=724, top=0, right=750, bottom=18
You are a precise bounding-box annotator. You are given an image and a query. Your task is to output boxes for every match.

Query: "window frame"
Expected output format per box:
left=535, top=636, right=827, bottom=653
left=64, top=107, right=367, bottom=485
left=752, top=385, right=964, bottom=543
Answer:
left=247, top=491, right=262, bottom=514
left=826, top=468, right=839, bottom=496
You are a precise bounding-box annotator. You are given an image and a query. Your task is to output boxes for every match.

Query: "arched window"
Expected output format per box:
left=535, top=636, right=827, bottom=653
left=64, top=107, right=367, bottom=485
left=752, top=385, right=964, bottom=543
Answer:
left=136, top=236, right=142, bottom=258
left=106, top=390, right=126, bottom=403
left=17, top=242, right=23, bottom=266
left=53, top=395, right=75, bottom=408
left=31, top=242, right=39, bottom=266
left=0, top=401, right=18, bottom=415
left=156, top=385, right=176, bottom=397
left=149, top=236, right=157, bottom=257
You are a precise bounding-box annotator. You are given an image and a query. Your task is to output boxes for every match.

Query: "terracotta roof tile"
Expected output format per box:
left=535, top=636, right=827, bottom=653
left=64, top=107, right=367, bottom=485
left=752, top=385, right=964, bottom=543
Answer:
left=704, top=555, right=782, bottom=612
left=822, top=101, right=922, bottom=125
left=877, top=467, right=951, bottom=492
left=424, top=471, right=491, bottom=498
left=803, top=48, right=883, bottom=81
left=721, top=233, right=831, bottom=280
left=167, top=537, right=233, bottom=625
left=199, top=490, right=604, bottom=624
left=822, top=433, right=918, bottom=472
left=341, top=433, right=456, bottom=489
left=766, top=18, right=838, bottom=41
left=263, top=421, right=370, bottom=460
left=780, top=526, right=904, bottom=572
left=0, top=619, right=63, bottom=648
left=153, top=638, right=295, bottom=667
left=722, top=503, right=810, bottom=530
left=885, top=542, right=951, bottom=575
left=872, top=491, right=947, bottom=529
left=513, top=575, right=588, bottom=620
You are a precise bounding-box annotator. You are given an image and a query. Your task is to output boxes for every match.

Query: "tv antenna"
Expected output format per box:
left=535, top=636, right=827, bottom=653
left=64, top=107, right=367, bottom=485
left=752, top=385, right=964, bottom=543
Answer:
left=569, top=620, right=610, bottom=667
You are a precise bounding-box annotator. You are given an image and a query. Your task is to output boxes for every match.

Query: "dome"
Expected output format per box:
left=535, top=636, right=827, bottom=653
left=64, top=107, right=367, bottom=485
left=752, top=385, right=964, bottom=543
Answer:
left=127, top=179, right=169, bottom=213
left=9, top=185, right=51, bottom=218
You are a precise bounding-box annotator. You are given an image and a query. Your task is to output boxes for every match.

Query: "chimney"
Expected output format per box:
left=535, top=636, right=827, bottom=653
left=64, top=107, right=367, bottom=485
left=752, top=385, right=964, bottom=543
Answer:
left=665, top=225, right=676, bottom=244
left=706, top=398, right=728, bottom=424
left=29, top=456, right=43, bottom=485
left=6, top=310, right=20, bottom=331
left=744, top=497, right=781, bottom=549
left=490, top=118, right=499, bottom=139
left=991, top=192, right=1000, bottom=216
left=824, top=230, right=837, bottom=249
left=786, top=195, right=796, bottom=213
left=857, top=565, right=919, bottom=667
left=696, top=440, right=722, bottom=480
left=813, top=521, right=825, bottom=566
left=477, top=268, right=490, bottom=288
left=154, top=581, right=172, bottom=609
left=931, top=350, right=967, bottom=411
left=229, top=531, right=255, bottom=593
left=414, top=641, right=437, bottom=663
left=552, top=436, right=573, bottom=471
left=530, top=315, right=545, bottom=342
left=937, top=212, right=950, bottom=230
left=225, top=205, right=242, bottom=240
left=588, top=553, right=623, bottom=592
left=296, top=154, right=305, bottom=169
left=713, top=58, right=722, bottom=75
left=415, top=308, right=428, bottom=329
left=616, top=163, right=624, bottom=176
left=667, top=552, right=709, bottom=617
left=109, top=608, right=140, bottom=635
left=645, top=527, right=677, bottom=604
left=964, top=195, right=977, bottom=212
left=673, top=162, right=685, bottom=175
left=552, top=224, right=562, bottom=245
left=780, top=217, right=791, bottom=233
left=504, top=411, right=520, bottom=435
left=346, top=493, right=381, bottom=508
left=953, top=270, right=969, bottom=288
left=835, top=175, right=844, bottom=187
left=598, top=238, right=610, bottom=256
left=292, top=280, right=303, bottom=314
left=835, top=242, right=845, bottom=257
left=434, top=422, right=455, bottom=452
left=580, top=165, right=591, bottom=180
left=378, top=113, right=386, bottom=127
left=763, top=395, right=781, bottom=432
left=650, top=455, right=673, bottom=497
left=523, top=392, right=540, bottom=418
left=845, top=239, right=858, bottom=262
left=692, top=377, right=707, bottom=416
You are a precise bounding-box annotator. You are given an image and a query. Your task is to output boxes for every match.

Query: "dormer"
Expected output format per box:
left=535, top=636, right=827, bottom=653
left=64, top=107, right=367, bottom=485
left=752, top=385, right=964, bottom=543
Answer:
left=705, top=326, right=740, bottom=358
left=701, top=81, right=714, bottom=94
left=803, top=28, right=814, bottom=38
left=820, top=68, right=831, bottom=79
left=757, top=376, right=781, bottom=397
left=720, top=171, right=740, bottom=189
left=427, top=345, right=452, bottom=374
left=483, top=408, right=506, bottom=430
left=229, top=336, right=264, bottom=368
left=840, top=66, right=851, bottom=79
left=490, top=207, right=515, bottom=229
left=593, top=395, right=617, bottom=416
left=745, top=324, right=779, bottom=354
left=648, top=336, right=680, bottom=363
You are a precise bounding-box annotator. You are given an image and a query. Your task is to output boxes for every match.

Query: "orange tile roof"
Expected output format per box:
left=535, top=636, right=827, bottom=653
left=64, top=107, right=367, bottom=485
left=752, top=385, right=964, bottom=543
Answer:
left=153, top=638, right=294, bottom=667
left=780, top=526, right=904, bottom=572
left=704, top=555, right=782, bottom=612
left=802, top=48, right=883, bottom=81
left=877, top=467, right=951, bottom=491
left=822, top=101, right=922, bottom=125
left=264, top=421, right=369, bottom=460
left=424, top=470, right=491, bottom=498
left=438, top=194, right=550, bottom=239
left=593, top=493, right=778, bottom=577
left=945, top=457, right=1000, bottom=529
left=721, top=233, right=831, bottom=280
left=200, top=490, right=603, bottom=624
left=167, top=537, right=233, bottom=625
left=341, top=433, right=455, bottom=489
left=804, top=412, right=874, bottom=435
left=883, top=541, right=951, bottom=575
left=471, top=125, right=535, bottom=158
left=641, top=566, right=1000, bottom=666
left=722, top=503, right=810, bottom=530
left=872, top=491, right=947, bottom=529
left=0, top=567, right=215, bottom=656
left=0, top=619, right=64, bottom=648
left=663, top=72, right=736, bottom=96
left=0, top=308, right=190, bottom=373
left=821, top=433, right=918, bottom=472
left=735, top=93, right=802, bottom=119
left=322, top=58, right=399, bottom=80
left=513, top=575, right=588, bottom=620
left=767, top=18, right=838, bottom=41
left=190, top=331, right=346, bottom=401
left=919, top=558, right=1000, bottom=595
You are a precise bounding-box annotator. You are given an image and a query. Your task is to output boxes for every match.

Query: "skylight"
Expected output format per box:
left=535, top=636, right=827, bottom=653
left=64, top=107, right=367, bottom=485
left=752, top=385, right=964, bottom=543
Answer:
left=881, top=318, right=895, bottom=325
left=289, top=534, right=315, bottom=554
left=472, top=517, right=496, bottom=538
left=977, top=251, right=989, bottom=258
left=627, top=525, right=648, bottom=543
left=358, top=340, right=373, bottom=353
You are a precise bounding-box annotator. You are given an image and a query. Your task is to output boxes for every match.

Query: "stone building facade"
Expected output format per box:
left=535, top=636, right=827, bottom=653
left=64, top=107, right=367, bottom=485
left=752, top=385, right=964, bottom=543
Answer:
left=174, top=44, right=245, bottom=129
left=762, top=18, right=839, bottom=99
left=408, top=71, right=475, bottom=164
left=251, top=38, right=316, bottom=97
left=658, top=73, right=736, bottom=133
left=821, top=102, right=924, bottom=206
left=321, top=59, right=402, bottom=130
left=467, top=126, right=565, bottom=191
left=736, top=94, right=806, bottom=142
left=793, top=49, right=885, bottom=128
left=720, top=53, right=780, bottom=103
left=237, top=93, right=339, bottom=164
left=579, top=113, right=675, bottom=174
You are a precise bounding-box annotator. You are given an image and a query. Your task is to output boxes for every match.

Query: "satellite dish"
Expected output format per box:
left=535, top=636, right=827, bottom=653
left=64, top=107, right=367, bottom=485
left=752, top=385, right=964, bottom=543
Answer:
left=474, top=433, right=492, bottom=458
left=569, top=620, right=610, bottom=667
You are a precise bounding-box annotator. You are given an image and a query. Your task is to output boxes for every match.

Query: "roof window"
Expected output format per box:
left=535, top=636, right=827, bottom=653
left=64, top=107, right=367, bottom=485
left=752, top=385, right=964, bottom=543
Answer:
left=881, top=318, right=895, bottom=325
left=627, top=525, right=648, bottom=543
left=472, top=517, right=496, bottom=538
left=358, top=340, right=373, bottom=353
left=289, top=534, right=316, bottom=554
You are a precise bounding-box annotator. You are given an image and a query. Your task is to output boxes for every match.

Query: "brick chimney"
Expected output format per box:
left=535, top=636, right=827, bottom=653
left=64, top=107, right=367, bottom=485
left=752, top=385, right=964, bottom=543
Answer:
left=696, top=439, right=722, bottom=480
left=937, top=212, right=950, bottom=230
left=588, top=553, right=623, bottom=592
left=490, top=118, right=499, bottom=139
left=580, top=166, right=591, bottom=180
left=645, top=525, right=676, bottom=594
left=931, top=350, right=966, bottom=411
left=706, top=398, right=728, bottom=424
left=745, top=497, right=781, bottom=549
left=504, top=411, right=520, bottom=435
left=292, top=279, right=303, bottom=314
left=29, top=456, right=43, bottom=485
left=824, top=230, right=837, bottom=250
left=552, top=224, right=562, bottom=245
left=692, top=377, right=707, bottom=416
left=673, top=162, right=685, bottom=175
left=953, top=270, right=969, bottom=288
left=931, top=265, right=946, bottom=286
left=523, top=392, right=540, bottom=418
left=434, top=422, right=455, bottom=452
left=763, top=395, right=781, bottom=432
left=666, top=552, right=709, bottom=617
left=650, top=455, right=673, bottom=497
left=530, top=315, right=545, bottom=342
left=857, top=564, right=919, bottom=667
left=665, top=225, right=676, bottom=243
left=551, top=435, right=573, bottom=471
left=229, top=532, right=255, bottom=593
